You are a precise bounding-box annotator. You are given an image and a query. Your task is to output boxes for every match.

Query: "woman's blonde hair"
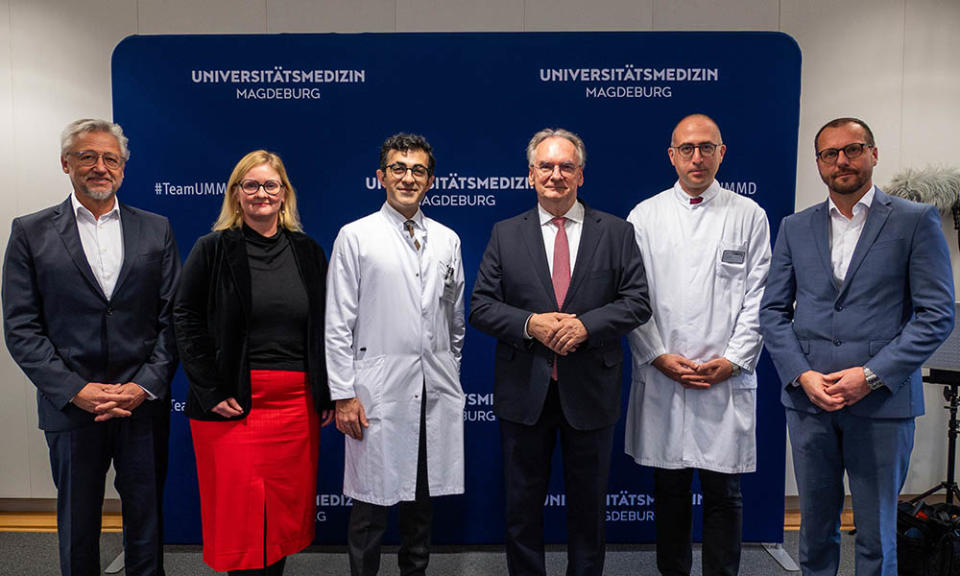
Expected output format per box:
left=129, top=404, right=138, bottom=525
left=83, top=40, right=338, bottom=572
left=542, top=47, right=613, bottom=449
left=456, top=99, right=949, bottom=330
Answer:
left=213, top=150, right=303, bottom=232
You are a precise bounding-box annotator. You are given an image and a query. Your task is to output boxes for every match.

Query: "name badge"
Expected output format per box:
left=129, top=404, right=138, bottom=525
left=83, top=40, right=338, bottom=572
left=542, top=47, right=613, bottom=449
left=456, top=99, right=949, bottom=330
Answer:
left=721, top=250, right=745, bottom=264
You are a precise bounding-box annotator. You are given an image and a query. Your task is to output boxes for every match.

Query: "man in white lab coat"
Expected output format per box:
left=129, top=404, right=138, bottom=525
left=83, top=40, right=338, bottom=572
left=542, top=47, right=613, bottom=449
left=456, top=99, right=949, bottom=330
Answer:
left=625, top=114, right=771, bottom=576
left=326, top=133, right=466, bottom=576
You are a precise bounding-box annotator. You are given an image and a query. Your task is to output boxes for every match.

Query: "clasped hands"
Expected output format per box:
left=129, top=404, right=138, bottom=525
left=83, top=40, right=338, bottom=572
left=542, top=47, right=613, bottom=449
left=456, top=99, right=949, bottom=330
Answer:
left=528, top=312, right=588, bottom=355
left=652, top=354, right=736, bottom=389
left=797, top=367, right=871, bottom=411
left=72, top=382, right=147, bottom=422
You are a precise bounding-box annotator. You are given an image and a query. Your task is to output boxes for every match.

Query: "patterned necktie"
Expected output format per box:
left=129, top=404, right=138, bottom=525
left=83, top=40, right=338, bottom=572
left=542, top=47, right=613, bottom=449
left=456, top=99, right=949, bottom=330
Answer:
left=551, top=216, right=570, bottom=380
left=404, top=220, right=421, bottom=250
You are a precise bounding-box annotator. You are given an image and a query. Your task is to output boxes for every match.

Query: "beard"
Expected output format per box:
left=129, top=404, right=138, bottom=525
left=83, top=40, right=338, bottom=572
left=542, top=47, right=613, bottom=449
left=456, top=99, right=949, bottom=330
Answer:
left=824, top=170, right=869, bottom=196
left=79, top=183, right=117, bottom=201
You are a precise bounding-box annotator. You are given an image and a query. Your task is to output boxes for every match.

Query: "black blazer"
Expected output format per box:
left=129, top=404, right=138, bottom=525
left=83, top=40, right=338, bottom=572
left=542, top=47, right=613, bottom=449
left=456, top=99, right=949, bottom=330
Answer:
left=469, top=204, right=650, bottom=430
left=2, top=198, right=180, bottom=431
left=174, top=227, right=331, bottom=420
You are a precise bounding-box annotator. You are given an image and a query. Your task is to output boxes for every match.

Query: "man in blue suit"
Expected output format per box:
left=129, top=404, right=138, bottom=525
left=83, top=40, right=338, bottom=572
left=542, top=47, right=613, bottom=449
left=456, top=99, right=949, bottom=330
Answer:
left=2, top=119, right=180, bottom=576
left=470, top=128, right=649, bottom=576
left=760, top=117, right=954, bottom=575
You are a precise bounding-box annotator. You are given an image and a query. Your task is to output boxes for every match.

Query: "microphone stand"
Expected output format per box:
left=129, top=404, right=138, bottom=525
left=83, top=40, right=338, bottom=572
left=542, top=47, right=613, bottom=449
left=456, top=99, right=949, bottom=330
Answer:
left=908, top=204, right=960, bottom=506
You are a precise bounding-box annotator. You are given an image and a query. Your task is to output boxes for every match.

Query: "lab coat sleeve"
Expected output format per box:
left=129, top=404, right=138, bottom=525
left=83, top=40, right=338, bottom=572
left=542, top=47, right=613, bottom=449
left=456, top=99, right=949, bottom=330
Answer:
left=722, top=207, right=772, bottom=373
left=325, top=228, right=361, bottom=401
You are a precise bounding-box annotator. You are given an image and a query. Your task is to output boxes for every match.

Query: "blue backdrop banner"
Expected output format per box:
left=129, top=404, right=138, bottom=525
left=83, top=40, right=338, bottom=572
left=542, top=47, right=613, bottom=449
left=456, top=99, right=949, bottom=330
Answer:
left=112, top=31, right=801, bottom=546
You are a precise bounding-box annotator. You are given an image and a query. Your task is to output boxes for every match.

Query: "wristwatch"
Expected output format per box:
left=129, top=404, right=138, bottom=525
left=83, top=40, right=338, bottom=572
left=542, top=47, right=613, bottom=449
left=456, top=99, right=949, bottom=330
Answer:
left=864, top=367, right=883, bottom=391
left=728, top=359, right=741, bottom=377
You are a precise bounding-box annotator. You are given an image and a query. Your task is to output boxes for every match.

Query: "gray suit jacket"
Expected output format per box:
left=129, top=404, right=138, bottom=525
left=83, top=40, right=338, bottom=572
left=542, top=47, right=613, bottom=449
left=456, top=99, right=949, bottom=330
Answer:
left=760, top=188, right=955, bottom=418
left=2, top=196, right=180, bottom=431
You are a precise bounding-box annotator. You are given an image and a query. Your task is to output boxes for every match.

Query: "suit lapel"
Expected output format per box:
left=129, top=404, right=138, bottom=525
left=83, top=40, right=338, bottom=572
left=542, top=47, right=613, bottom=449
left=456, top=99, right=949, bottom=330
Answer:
left=563, top=205, right=601, bottom=309
left=809, top=202, right=836, bottom=291
left=838, top=189, right=892, bottom=300
left=223, top=228, right=253, bottom=321
left=112, top=203, right=140, bottom=296
left=53, top=197, right=106, bottom=301
left=520, top=208, right=558, bottom=309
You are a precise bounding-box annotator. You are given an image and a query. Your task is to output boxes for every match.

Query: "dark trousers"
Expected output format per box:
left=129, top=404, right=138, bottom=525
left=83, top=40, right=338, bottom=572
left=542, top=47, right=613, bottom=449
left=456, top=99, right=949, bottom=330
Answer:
left=500, top=381, right=615, bottom=576
left=654, top=467, right=742, bottom=576
left=348, top=389, right=432, bottom=576
left=45, top=408, right=169, bottom=576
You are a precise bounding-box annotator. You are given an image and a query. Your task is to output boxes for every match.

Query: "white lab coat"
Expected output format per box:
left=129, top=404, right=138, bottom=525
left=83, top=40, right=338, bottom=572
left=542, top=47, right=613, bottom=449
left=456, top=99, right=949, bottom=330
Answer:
left=326, top=203, right=465, bottom=505
left=625, top=182, right=771, bottom=473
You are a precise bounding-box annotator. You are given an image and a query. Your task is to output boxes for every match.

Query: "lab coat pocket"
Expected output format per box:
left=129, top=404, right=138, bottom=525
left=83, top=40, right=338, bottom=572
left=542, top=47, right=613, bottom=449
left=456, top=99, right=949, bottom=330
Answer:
left=438, top=258, right=458, bottom=304
left=729, top=372, right=757, bottom=390
left=717, top=240, right=747, bottom=281
left=354, top=355, right=386, bottom=421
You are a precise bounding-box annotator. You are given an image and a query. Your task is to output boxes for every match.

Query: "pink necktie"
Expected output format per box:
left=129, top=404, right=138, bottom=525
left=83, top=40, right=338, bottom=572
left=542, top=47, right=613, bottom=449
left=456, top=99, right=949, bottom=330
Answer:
left=551, top=217, right=570, bottom=380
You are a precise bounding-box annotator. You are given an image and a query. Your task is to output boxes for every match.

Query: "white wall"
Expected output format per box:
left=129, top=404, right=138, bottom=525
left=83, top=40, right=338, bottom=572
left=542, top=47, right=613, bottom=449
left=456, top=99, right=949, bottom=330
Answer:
left=0, top=0, right=958, bottom=500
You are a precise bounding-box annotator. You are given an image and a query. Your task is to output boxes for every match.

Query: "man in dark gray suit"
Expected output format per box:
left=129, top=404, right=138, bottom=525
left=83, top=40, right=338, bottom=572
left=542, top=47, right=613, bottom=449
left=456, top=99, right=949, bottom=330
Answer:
left=760, top=117, right=954, bottom=575
left=470, top=128, right=649, bottom=576
left=2, top=119, right=180, bottom=576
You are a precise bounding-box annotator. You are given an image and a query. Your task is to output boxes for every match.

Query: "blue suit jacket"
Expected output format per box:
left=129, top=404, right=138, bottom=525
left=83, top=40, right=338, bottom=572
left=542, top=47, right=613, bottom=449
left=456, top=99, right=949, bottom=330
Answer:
left=760, top=188, right=954, bottom=419
left=469, top=203, right=650, bottom=430
left=2, top=197, right=181, bottom=431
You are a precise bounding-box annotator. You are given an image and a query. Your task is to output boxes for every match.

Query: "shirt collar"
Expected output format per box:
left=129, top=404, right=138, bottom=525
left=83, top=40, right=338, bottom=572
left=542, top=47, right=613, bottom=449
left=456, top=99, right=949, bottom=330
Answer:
left=380, top=201, right=424, bottom=230
left=538, top=200, right=584, bottom=226
left=673, top=180, right=720, bottom=208
left=71, top=192, right=120, bottom=222
left=828, top=185, right=875, bottom=218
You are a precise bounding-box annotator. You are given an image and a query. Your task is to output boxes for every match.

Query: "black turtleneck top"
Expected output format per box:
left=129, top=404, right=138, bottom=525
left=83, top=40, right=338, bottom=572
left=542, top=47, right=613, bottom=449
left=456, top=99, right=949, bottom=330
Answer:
left=243, top=224, right=308, bottom=371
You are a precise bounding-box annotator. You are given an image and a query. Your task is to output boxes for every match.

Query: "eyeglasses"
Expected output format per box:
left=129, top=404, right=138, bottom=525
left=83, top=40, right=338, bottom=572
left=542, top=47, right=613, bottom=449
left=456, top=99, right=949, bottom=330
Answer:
left=237, top=179, right=284, bottom=196
left=816, top=142, right=873, bottom=165
left=386, top=163, right=430, bottom=180
left=69, top=150, right=123, bottom=170
left=671, top=143, right=721, bottom=159
left=533, top=162, right=579, bottom=178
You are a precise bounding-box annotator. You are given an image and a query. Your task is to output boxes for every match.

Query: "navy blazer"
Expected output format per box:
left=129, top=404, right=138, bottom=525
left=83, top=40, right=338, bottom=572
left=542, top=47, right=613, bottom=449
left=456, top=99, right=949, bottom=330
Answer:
left=760, top=188, right=955, bottom=419
left=469, top=203, right=650, bottom=430
left=2, top=197, right=181, bottom=431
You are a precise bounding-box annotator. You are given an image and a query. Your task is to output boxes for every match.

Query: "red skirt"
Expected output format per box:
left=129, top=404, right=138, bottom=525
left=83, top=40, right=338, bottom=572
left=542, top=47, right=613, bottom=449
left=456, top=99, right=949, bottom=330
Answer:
left=191, top=370, right=320, bottom=571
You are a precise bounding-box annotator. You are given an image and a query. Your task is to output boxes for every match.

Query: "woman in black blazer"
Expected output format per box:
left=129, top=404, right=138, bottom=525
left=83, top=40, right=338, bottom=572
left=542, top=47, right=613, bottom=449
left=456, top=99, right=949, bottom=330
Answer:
left=174, top=150, right=332, bottom=576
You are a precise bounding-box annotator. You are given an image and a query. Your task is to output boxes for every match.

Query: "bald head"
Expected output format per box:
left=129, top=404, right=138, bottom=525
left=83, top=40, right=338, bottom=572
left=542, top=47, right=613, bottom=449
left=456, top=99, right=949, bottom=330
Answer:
left=671, top=114, right=722, bottom=147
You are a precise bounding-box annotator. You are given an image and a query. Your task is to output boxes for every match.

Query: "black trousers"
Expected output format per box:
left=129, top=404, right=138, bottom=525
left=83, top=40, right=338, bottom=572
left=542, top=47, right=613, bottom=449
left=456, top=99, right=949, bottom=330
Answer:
left=347, top=388, right=432, bottom=576
left=500, top=381, right=615, bottom=576
left=45, top=408, right=169, bottom=576
left=654, top=467, right=742, bottom=576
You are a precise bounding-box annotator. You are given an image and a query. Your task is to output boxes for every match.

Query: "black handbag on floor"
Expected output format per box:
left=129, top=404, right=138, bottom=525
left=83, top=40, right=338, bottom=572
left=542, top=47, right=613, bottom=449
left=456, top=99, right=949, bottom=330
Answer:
left=898, top=500, right=960, bottom=575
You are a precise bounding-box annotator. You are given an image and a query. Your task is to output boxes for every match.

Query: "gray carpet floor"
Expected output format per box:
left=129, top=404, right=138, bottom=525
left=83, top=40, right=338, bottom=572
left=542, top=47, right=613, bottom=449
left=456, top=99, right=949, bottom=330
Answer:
left=0, top=530, right=856, bottom=575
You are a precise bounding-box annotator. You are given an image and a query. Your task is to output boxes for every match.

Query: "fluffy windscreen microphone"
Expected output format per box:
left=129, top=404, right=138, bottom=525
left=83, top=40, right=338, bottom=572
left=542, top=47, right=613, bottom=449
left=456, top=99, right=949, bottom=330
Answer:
left=886, top=166, right=960, bottom=214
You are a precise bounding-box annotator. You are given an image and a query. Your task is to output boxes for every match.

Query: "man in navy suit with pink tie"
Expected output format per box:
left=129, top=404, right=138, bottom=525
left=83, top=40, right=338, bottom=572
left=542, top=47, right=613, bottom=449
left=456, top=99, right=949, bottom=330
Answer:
left=470, top=128, right=649, bottom=576
left=761, top=117, right=955, bottom=575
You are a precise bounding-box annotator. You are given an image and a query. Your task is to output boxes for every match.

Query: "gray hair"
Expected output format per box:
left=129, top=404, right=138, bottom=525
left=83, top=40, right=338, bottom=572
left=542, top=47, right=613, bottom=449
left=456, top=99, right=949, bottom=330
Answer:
left=526, top=128, right=586, bottom=167
left=60, top=119, right=130, bottom=161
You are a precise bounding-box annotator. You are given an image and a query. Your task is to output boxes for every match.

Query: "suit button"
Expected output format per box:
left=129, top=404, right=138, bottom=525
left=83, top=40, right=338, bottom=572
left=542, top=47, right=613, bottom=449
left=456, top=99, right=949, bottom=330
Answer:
left=833, top=339, right=841, bottom=346
left=835, top=304, right=843, bottom=311
left=106, top=307, right=113, bottom=316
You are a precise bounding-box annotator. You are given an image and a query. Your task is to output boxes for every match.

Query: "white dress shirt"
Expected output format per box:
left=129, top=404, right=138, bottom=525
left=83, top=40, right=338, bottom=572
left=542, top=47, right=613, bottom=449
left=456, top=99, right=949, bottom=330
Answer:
left=71, top=193, right=123, bottom=300
left=538, top=200, right=584, bottom=276
left=828, top=186, right=875, bottom=286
